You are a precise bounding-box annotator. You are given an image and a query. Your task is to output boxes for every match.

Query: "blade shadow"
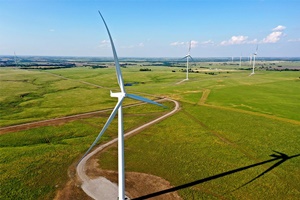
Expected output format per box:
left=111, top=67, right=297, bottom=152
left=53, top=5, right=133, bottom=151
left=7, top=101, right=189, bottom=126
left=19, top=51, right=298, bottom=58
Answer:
left=132, top=151, right=299, bottom=200
left=230, top=151, right=300, bottom=192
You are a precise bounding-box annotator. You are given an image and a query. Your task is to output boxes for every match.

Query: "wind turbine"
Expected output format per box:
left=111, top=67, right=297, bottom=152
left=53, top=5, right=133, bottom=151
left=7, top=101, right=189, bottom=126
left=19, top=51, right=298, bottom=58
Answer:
left=14, top=52, right=18, bottom=67
left=250, top=45, right=258, bottom=76
left=239, top=53, right=242, bottom=68
left=183, top=41, right=193, bottom=80
left=80, top=11, right=165, bottom=200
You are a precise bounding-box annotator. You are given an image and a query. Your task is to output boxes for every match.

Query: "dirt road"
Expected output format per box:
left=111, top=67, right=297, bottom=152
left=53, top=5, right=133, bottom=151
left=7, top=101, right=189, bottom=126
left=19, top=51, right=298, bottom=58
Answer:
left=0, top=102, right=154, bottom=135
left=76, top=99, right=180, bottom=200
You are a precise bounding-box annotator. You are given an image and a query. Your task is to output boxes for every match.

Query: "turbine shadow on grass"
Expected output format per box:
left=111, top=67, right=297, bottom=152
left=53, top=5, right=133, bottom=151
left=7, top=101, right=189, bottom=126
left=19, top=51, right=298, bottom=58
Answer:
left=132, top=151, right=299, bottom=200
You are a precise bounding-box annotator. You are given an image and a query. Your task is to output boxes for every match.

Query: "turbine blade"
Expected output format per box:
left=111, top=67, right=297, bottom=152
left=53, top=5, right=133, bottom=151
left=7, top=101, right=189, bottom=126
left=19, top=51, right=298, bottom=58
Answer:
left=98, top=11, right=125, bottom=93
left=189, top=55, right=194, bottom=62
left=80, top=97, right=124, bottom=160
left=127, top=93, right=166, bottom=108
left=188, top=41, right=191, bottom=53
left=182, top=56, right=188, bottom=60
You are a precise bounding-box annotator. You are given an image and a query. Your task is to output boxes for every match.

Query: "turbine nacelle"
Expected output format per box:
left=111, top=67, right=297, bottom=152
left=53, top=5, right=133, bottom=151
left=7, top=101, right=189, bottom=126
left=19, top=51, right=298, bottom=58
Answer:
left=110, top=91, right=125, bottom=98
left=183, top=55, right=192, bottom=60
left=253, top=45, right=258, bottom=56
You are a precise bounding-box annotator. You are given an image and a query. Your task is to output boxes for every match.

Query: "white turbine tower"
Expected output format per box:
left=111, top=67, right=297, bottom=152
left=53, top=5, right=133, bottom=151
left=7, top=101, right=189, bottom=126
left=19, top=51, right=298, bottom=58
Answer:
left=250, top=45, right=258, bottom=76
left=14, top=52, right=17, bottom=67
left=239, top=53, right=242, bottom=68
left=80, top=11, right=165, bottom=200
left=183, top=41, right=193, bottom=80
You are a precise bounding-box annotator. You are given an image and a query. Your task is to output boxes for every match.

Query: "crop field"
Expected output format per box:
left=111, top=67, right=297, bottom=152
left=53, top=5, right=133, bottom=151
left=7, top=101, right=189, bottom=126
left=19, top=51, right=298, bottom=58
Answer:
left=0, top=62, right=299, bottom=199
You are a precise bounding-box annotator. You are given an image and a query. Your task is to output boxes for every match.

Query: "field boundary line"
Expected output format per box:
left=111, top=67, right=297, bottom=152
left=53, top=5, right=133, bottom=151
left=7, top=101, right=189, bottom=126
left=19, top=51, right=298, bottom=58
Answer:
left=202, top=104, right=300, bottom=125
left=198, top=89, right=211, bottom=105
left=196, top=88, right=299, bottom=125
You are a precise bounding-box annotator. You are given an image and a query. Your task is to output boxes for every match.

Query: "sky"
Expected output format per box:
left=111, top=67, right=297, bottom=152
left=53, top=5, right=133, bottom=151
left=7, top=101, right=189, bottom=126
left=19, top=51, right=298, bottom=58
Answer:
left=1, top=0, right=300, bottom=57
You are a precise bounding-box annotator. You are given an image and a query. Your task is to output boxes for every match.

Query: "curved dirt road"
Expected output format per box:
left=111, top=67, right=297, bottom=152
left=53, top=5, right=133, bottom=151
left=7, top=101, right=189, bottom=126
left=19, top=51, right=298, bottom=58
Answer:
left=76, top=98, right=180, bottom=200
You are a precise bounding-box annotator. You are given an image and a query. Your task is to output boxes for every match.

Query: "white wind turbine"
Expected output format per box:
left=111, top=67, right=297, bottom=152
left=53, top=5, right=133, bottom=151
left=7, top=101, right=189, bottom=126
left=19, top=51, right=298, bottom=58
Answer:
left=250, top=45, right=258, bottom=76
left=14, top=52, right=18, bottom=67
left=239, top=53, right=242, bottom=68
left=183, top=41, right=193, bottom=80
left=80, top=11, right=165, bottom=200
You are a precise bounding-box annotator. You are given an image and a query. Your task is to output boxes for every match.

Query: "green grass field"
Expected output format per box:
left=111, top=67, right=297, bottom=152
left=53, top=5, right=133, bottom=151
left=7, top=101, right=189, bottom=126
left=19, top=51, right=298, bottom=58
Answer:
left=0, top=64, right=299, bottom=199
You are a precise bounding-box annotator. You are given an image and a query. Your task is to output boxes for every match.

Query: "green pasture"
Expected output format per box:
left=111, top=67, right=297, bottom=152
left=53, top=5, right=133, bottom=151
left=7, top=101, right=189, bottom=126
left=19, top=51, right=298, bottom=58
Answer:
left=100, top=103, right=300, bottom=199
left=0, top=68, right=161, bottom=126
left=0, top=68, right=112, bottom=126
left=0, top=100, right=172, bottom=200
left=206, top=71, right=300, bottom=121
left=0, top=64, right=299, bottom=199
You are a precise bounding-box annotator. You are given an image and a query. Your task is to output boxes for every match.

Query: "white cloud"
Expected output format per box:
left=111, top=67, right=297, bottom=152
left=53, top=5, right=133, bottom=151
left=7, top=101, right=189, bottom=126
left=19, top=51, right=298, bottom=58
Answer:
left=170, top=41, right=186, bottom=46
left=261, top=25, right=286, bottom=43
left=190, top=40, right=198, bottom=48
left=170, top=40, right=199, bottom=48
left=248, top=39, right=258, bottom=44
left=220, top=35, right=257, bottom=45
left=262, top=31, right=283, bottom=43
left=138, top=42, right=144, bottom=47
left=272, top=25, right=286, bottom=31
left=220, top=25, right=286, bottom=46
left=101, top=40, right=109, bottom=44
left=201, top=40, right=214, bottom=45
left=99, top=40, right=110, bottom=47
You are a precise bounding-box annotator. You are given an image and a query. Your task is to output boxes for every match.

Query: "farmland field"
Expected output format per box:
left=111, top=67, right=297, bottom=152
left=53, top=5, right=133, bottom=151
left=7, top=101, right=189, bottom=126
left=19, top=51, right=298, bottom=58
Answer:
left=0, top=61, right=299, bottom=199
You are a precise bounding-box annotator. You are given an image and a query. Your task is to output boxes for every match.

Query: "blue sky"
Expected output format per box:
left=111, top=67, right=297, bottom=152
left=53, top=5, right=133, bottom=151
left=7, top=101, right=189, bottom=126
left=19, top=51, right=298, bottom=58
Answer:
left=1, top=0, right=299, bottom=57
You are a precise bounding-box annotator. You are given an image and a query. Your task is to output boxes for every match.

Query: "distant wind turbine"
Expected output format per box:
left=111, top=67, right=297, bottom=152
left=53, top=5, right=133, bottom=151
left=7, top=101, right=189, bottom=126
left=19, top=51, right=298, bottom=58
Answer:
left=182, top=41, right=193, bottom=80
left=239, top=53, right=242, bottom=68
left=14, top=52, right=18, bottom=67
left=250, top=45, right=258, bottom=76
left=80, top=11, right=165, bottom=200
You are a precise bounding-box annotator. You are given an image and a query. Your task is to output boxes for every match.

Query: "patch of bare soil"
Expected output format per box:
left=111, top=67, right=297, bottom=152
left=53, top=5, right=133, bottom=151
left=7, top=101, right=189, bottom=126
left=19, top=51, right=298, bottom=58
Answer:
left=54, top=179, right=93, bottom=200
left=56, top=155, right=182, bottom=200
left=85, top=155, right=182, bottom=200
left=96, top=170, right=182, bottom=200
left=54, top=163, right=93, bottom=200
left=128, top=171, right=183, bottom=200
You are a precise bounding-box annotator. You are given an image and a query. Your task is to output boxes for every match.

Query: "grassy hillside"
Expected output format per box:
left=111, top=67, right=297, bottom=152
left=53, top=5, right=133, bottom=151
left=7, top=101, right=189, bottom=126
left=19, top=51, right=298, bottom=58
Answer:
left=0, top=65, right=299, bottom=199
left=0, top=99, right=171, bottom=199
left=103, top=103, right=300, bottom=199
